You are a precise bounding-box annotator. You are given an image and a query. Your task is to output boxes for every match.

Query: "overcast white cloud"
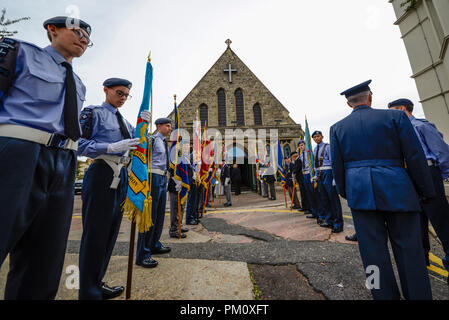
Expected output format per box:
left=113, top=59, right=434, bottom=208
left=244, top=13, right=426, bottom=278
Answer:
left=2, top=0, right=423, bottom=140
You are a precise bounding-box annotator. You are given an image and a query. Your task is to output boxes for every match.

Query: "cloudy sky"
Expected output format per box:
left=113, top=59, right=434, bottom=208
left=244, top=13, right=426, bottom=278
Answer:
left=3, top=0, right=423, bottom=140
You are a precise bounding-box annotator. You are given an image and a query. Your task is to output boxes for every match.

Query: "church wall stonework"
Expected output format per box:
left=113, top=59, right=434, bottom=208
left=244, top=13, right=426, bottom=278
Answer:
left=168, top=41, right=304, bottom=154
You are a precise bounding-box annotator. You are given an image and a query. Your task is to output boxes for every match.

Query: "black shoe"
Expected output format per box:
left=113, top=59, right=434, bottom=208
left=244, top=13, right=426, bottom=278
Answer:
left=136, top=258, right=158, bottom=268
left=332, top=226, right=343, bottom=233
left=317, top=219, right=324, bottom=224
left=345, top=234, right=358, bottom=242
left=262, top=196, right=268, bottom=198
left=101, top=283, right=124, bottom=300
left=224, top=202, right=231, bottom=207
left=306, top=214, right=317, bottom=219
left=292, top=205, right=301, bottom=210
left=170, top=233, right=187, bottom=239
left=269, top=197, right=276, bottom=200
left=152, top=246, right=171, bottom=254
left=320, top=222, right=333, bottom=228
left=304, top=210, right=312, bottom=214
left=186, top=220, right=199, bottom=225
left=181, top=227, right=189, bottom=233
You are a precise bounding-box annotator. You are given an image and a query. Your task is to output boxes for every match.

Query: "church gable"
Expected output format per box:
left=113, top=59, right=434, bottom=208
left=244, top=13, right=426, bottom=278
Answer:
left=171, top=40, right=300, bottom=134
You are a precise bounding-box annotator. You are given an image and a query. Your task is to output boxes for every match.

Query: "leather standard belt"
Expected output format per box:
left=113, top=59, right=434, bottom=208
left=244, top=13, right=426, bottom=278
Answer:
left=0, top=124, right=78, bottom=151
left=317, top=166, right=332, bottom=171
left=96, top=154, right=130, bottom=165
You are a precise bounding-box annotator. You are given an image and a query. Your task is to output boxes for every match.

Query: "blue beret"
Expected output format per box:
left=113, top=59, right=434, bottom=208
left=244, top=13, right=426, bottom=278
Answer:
left=103, top=78, right=132, bottom=89
left=388, top=98, right=414, bottom=108
left=340, top=80, right=372, bottom=98
left=43, top=16, right=92, bottom=36
left=155, top=118, right=172, bottom=125
left=312, top=131, right=322, bottom=137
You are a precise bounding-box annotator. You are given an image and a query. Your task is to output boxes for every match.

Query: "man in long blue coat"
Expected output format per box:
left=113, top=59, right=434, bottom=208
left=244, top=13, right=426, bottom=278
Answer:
left=330, top=80, right=435, bottom=300
left=388, top=98, right=449, bottom=275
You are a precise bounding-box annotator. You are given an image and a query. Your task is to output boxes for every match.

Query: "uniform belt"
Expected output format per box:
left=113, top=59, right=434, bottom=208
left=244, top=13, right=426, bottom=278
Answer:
left=95, top=152, right=130, bottom=189
left=302, top=170, right=310, bottom=175
left=0, top=124, right=78, bottom=151
left=317, top=166, right=332, bottom=171
left=151, top=168, right=167, bottom=176
left=96, top=154, right=130, bottom=165
left=344, top=159, right=402, bottom=169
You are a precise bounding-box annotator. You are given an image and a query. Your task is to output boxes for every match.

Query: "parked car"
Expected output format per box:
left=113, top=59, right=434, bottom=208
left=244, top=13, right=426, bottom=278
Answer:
left=74, top=179, right=83, bottom=195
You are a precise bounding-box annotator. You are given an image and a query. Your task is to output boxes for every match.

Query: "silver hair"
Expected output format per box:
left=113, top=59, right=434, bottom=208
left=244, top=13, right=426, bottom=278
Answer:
left=347, top=90, right=371, bottom=106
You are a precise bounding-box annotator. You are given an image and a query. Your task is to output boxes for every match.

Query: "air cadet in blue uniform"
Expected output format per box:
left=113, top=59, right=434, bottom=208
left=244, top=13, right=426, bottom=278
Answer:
left=388, top=98, right=449, bottom=274
left=135, top=118, right=172, bottom=268
left=312, top=131, right=343, bottom=233
left=186, top=152, right=200, bottom=224
left=285, top=155, right=301, bottom=209
left=77, top=78, right=150, bottom=299
left=298, top=140, right=319, bottom=218
left=0, top=16, right=91, bottom=299
left=331, top=80, right=435, bottom=300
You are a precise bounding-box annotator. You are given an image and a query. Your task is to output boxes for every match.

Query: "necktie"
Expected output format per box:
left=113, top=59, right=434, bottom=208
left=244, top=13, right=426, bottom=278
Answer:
left=315, top=144, right=320, bottom=168
left=61, top=62, right=81, bottom=141
left=116, top=111, right=131, bottom=139
left=164, top=139, right=169, bottom=171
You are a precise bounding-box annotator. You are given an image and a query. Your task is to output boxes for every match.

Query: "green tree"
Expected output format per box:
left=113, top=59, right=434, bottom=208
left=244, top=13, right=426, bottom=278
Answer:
left=0, top=8, right=30, bottom=37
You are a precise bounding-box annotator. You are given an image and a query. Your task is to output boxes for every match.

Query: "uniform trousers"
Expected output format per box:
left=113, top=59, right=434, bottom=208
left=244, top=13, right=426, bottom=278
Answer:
left=136, top=173, right=167, bottom=262
left=303, top=173, right=319, bottom=217
left=262, top=180, right=268, bottom=197
left=169, top=191, right=185, bottom=235
left=419, top=165, right=449, bottom=270
left=352, top=209, right=432, bottom=300
left=317, top=170, right=343, bottom=228
left=224, top=184, right=232, bottom=204
left=79, top=161, right=127, bottom=300
left=186, top=183, right=199, bottom=223
left=0, top=138, right=76, bottom=300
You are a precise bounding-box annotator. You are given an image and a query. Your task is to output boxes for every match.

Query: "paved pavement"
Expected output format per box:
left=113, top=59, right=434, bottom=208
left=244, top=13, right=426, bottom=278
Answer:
left=1, top=190, right=448, bottom=300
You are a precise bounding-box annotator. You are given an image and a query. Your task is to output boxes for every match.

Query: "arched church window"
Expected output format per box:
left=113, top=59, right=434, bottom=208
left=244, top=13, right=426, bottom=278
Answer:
left=217, top=89, right=226, bottom=127
left=253, top=103, right=262, bottom=126
left=199, top=104, right=208, bottom=127
left=283, top=144, right=291, bottom=158
left=235, top=89, right=245, bottom=126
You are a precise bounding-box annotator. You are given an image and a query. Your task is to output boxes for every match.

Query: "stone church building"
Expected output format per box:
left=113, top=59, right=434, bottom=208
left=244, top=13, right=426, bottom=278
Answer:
left=167, top=39, right=303, bottom=190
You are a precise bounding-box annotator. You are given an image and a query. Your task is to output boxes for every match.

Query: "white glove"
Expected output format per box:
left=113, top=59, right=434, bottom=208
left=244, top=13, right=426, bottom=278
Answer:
left=140, top=110, right=151, bottom=123
left=107, top=138, right=140, bottom=154
left=225, top=177, right=230, bottom=186
left=332, top=179, right=336, bottom=187
left=172, top=178, right=182, bottom=192
left=292, top=173, right=296, bottom=182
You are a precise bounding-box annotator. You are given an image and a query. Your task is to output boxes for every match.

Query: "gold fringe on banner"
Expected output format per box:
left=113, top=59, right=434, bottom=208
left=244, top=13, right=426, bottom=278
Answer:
left=123, top=196, right=153, bottom=233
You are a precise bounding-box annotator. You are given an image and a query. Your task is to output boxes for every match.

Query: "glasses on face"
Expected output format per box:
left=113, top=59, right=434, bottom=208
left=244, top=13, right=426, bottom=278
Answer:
left=72, top=29, right=94, bottom=48
left=115, top=90, right=132, bottom=100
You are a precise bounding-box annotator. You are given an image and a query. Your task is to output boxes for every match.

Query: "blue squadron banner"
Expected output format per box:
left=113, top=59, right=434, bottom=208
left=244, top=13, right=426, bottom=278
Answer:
left=123, top=55, right=153, bottom=233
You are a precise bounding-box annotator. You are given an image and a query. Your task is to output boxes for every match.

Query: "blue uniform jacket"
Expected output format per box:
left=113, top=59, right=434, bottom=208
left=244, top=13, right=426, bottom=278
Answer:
left=330, top=105, right=435, bottom=212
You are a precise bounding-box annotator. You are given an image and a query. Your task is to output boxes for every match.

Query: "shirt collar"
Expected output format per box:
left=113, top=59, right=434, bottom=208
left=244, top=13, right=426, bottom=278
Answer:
left=409, top=115, right=416, bottom=121
left=102, top=102, right=118, bottom=114
left=351, top=105, right=371, bottom=113
left=44, top=45, right=69, bottom=65
left=154, top=131, right=165, bottom=140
